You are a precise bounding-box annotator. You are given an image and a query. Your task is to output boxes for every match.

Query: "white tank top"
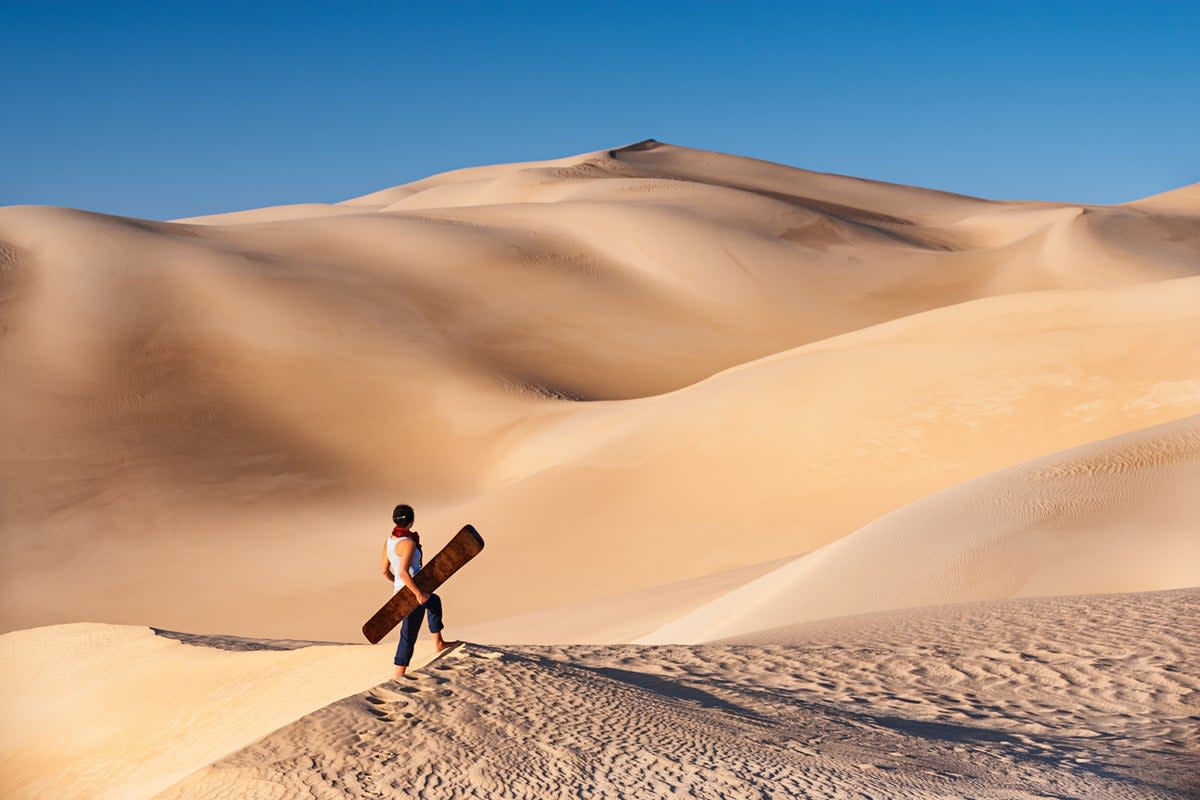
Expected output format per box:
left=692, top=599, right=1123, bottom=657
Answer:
left=387, top=534, right=422, bottom=594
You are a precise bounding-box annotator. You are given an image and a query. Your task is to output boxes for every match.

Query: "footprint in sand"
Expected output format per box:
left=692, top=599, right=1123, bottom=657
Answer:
left=363, top=685, right=420, bottom=722
left=367, top=707, right=401, bottom=722
left=367, top=687, right=410, bottom=705
left=385, top=672, right=455, bottom=697
left=366, top=704, right=413, bottom=723
left=433, top=645, right=505, bottom=674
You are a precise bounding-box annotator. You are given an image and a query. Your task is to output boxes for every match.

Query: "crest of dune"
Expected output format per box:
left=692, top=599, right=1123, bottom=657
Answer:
left=1124, top=180, right=1200, bottom=213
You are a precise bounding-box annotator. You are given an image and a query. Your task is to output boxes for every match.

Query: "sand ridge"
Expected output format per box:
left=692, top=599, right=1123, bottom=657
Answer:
left=0, top=624, right=458, bottom=800
left=150, top=589, right=1200, bottom=800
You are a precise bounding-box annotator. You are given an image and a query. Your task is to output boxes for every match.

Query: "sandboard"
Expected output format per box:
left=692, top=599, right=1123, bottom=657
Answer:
left=362, top=524, right=485, bottom=644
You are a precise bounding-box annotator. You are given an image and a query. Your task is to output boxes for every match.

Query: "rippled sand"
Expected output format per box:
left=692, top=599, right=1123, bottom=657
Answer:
left=152, top=590, right=1198, bottom=800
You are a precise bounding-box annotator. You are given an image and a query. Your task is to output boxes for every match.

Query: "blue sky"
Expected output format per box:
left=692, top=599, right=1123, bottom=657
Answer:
left=3, top=1, right=1198, bottom=219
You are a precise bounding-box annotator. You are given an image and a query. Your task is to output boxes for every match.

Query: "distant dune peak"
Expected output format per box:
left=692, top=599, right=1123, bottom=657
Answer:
left=1127, top=180, right=1200, bottom=213
left=608, top=138, right=663, bottom=156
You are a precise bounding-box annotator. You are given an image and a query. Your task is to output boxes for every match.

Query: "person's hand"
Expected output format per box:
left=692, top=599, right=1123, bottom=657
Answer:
left=415, top=590, right=430, bottom=605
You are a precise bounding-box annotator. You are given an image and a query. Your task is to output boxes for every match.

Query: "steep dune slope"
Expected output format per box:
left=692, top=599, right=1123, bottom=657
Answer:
left=0, top=624, right=408, bottom=800
left=642, top=414, right=1200, bottom=644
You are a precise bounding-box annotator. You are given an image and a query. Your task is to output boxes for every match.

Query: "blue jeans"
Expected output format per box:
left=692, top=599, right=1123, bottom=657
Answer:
left=393, top=593, right=444, bottom=666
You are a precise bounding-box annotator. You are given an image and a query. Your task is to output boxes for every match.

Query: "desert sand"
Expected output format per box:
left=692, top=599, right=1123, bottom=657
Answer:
left=4, top=591, right=1195, bottom=800
left=2, top=141, right=1198, bottom=797
left=641, top=413, right=1200, bottom=644
left=0, top=625, right=397, bottom=800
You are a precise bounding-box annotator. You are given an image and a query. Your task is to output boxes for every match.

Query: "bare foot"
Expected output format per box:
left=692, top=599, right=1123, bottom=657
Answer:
left=432, top=633, right=458, bottom=652
left=393, top=665, right=407, bottom=679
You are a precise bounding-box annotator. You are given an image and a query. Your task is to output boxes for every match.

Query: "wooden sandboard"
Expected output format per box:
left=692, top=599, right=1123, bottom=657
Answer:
left=362, top=524, right=485, bottom=644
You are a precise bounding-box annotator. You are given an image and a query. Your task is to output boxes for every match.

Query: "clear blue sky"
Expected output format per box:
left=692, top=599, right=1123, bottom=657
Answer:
left=4, top=1, right=1198, bottom=219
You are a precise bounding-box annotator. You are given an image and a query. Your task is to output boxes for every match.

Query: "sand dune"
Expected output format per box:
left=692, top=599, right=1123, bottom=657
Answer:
left=174, top=203, right=368, bottom=225
left=8, top=591, right=1192, bottom=800
left=450, top=278, right=1200, bottom=638
left=1126, top=181, right=1200, bottom=214
left=3, top=142, right=1199, bottom=640
left=0, top=624, right=424, bottom=800
left=641, top=414, right=1200, bottom=644
left=139, top=589, right=1198, bottom=800
left=4, top=140, right=1200, bottom=799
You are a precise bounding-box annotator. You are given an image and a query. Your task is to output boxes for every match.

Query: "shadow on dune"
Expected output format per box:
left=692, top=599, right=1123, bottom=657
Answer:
left=584, top=665, right=768, bottom=721
left=497, top=648, right=767, bottom=721
left=151, top=627, right=356, bottom=652
left=866, top=713, right=1193, bottom=797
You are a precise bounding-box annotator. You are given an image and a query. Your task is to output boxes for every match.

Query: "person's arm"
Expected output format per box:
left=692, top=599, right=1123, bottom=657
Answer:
left=381, top=542, right=395, bottom=583
left=393, top=539, right=430, bottom=604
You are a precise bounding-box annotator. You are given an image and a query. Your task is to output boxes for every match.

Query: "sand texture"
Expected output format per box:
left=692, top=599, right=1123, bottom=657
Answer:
left=146, top=590, right=1199, bottom=800
left=0, top=624, right=439, bottom=800
left=3, top=141, right=1199, bottom=797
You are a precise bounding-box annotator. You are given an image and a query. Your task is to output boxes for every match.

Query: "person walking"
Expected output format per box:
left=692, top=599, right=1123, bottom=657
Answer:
left=382, top=503, right=450, bottom=677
